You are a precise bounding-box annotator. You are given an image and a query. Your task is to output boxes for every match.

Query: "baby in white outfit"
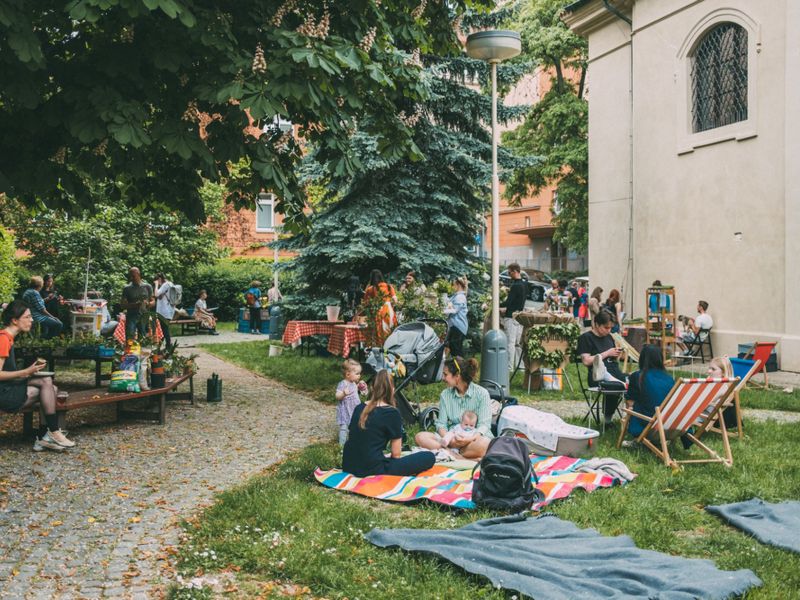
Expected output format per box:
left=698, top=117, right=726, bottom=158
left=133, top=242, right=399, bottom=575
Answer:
left=438, top=410, right=478, bottom=449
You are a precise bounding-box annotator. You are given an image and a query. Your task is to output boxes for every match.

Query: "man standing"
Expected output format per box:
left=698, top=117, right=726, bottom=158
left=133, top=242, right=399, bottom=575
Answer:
left=121, top=267, right=153, bottom=340
left=500, top=263, right=527, bottom=373
left=154, top=273, right=175, bottom=347
left=245, top=280, right=263, bottom=334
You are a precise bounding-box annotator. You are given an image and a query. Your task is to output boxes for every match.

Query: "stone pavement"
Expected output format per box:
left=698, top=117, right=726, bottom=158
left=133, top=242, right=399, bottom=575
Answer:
left=0, top=348, right=332, bottom=599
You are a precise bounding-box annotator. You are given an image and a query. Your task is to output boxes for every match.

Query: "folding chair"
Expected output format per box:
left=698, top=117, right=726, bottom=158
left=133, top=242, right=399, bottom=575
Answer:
left=576, top=361, right=624, bottom=432
left=616, top=377, right=739, bottom=468
left=702, top=357, right=761, bottom=440
left=743, top=342, right=777, bottom=388
left=683, top=328, right=714, bottom=362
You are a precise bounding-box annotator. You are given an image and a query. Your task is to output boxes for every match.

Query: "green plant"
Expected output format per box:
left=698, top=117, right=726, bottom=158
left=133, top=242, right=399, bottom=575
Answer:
left=0, top=226, right=17, bottom=303
left=525, top=321, right=582, bottom=369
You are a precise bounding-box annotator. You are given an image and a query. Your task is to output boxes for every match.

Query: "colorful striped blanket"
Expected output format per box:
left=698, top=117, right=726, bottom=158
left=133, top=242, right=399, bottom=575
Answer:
left=314, top=455, right=622, bottom=510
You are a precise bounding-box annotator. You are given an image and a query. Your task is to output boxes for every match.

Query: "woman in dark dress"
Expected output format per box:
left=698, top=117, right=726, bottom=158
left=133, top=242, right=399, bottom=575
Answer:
left=342, top=370, right=435, bottom=477
left=0, top=301, right=75, bottom=452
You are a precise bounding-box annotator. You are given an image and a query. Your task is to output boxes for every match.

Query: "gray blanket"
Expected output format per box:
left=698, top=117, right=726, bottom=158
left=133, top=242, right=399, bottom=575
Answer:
left=367, top=514, right=761, bottom=599
left=706, top=498, right=800, bottom=554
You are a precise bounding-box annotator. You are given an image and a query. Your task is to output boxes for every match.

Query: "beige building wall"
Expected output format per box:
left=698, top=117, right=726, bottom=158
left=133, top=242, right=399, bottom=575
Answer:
left=565, top=0, right=800, bottom=371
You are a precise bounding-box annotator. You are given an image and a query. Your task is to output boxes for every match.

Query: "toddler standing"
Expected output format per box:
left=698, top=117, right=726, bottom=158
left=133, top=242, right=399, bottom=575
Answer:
left=335, top=359, right=368, bottom=445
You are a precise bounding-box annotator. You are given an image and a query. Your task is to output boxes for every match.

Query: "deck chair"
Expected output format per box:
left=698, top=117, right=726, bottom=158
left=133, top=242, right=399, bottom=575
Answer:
left=612, top=332, right=639, bottom=374
left=576, top=360, right=624, bottom=432
left=703, top=358, right=761, bottom=440
left=616, top=377, right=739, bottom=468
left=743, top=342, right=777, bottom=388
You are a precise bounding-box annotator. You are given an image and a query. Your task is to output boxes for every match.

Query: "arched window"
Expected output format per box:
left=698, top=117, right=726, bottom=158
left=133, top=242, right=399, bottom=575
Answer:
left=691, top=23, right=748, bottom=133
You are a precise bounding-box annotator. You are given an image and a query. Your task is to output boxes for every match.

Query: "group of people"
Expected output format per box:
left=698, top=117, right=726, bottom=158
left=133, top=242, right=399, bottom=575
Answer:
left=243, top=280, right=282, bottom=334
left=545, top=278, right=624, bottom=332
left=338, top=355, right=492, bottom=478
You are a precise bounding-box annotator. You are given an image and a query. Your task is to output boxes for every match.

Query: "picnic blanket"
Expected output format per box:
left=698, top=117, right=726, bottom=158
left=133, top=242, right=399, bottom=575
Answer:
left=706, top=498, right=800, bottom=554
left=314, top=455, right=622, bottom=511
left=366, top=514, right=762, bottom=599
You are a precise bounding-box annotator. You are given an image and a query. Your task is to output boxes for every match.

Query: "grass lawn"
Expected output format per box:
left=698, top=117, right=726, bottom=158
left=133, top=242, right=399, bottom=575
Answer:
left=174, top=343, right=800, bottom=599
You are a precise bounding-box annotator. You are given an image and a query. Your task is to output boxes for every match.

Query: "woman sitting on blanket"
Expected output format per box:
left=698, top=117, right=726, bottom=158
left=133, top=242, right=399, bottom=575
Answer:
left=415, top=357, right=492, bottom=459
left=342, top=370, right=435, bottom=477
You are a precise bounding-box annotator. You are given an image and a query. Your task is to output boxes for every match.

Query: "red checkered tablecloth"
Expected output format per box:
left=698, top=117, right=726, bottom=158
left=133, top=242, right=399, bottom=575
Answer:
left=113, top=313, right=164, bottom=345
left=327, top=324, right=367, bottom=358
left=282, top=320, right=344, bottom=345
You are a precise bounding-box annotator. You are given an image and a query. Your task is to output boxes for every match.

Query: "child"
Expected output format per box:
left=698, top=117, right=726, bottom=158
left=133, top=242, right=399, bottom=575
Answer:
left=437, top=410, right=478, bottom=449
left=335, top=359, right=368, bottom=446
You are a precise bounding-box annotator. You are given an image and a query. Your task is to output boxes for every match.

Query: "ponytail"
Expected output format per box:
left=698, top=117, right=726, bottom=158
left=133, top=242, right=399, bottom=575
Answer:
left=444, top=356, right=478, bottom=384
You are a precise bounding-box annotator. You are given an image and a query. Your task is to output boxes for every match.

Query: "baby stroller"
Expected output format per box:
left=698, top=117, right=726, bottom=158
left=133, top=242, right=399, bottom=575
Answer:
left=364, top=318, right=447, bottom=430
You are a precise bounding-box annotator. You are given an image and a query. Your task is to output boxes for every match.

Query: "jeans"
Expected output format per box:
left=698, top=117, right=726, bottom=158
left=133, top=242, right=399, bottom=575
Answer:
left=38, top=316, right=63, bottom=340
left=384, top=451, right=436, bottom=476
left=125, top=312, right=147, bottom=340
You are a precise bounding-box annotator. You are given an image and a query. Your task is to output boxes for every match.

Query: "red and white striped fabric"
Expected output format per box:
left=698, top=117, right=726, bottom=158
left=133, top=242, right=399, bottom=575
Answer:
left=660, top=377, right=737, bottom=432
left=282, top=320, right=343, bottom=345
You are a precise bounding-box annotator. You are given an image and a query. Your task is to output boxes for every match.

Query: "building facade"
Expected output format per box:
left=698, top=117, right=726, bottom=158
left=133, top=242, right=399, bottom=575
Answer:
left=564, top=0, right=800, bottom=371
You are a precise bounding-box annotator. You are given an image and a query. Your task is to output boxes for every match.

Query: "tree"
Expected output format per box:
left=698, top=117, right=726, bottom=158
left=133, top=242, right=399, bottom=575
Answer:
left=1, top=199, right=224, bottom=301
left=0, top=0, right=491, bottom=226
left=282, top=12, right=530, bottom=334
left=502, top=0, right=589, bottom=252
left=0, top=226, right=18, bottom=303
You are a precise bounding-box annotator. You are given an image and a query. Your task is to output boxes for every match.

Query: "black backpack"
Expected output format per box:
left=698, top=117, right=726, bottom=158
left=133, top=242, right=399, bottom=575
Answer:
left=471, top=436, right=543, bottom=513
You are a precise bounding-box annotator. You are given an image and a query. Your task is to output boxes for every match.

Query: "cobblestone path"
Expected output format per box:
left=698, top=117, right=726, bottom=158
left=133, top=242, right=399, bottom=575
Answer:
left=0, top=349, right=331, bottom=599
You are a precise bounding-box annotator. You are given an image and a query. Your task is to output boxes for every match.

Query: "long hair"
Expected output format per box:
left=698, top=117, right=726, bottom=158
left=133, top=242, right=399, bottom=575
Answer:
left=709, top=356, right=733, bottom=378
left=607, top=289, right=621, bottom=305
left=359, top=370, right=395, bottom=429
left=590, top=286, right=603, bottom=301
left=638, top=344, right=666, bottom=388
left=369, top=269, right=384, bottom=287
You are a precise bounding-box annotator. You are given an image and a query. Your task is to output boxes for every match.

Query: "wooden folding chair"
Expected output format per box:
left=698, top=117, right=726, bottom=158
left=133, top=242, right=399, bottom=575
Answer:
left=616, top=377, right=739, bottom=468
left=612, top=332, right=639, bottom=374
left=743, top=342, right=777, bottom=388
left=703, top=358, right=761, bottom=440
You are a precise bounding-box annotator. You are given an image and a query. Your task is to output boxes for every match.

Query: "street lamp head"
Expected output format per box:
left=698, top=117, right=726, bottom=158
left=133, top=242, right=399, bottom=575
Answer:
left=465, top=30, right=521, bottom=62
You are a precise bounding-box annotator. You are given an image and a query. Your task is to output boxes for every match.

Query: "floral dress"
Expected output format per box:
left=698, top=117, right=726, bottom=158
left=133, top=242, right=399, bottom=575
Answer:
left=362, top=282, right=397, bottom=345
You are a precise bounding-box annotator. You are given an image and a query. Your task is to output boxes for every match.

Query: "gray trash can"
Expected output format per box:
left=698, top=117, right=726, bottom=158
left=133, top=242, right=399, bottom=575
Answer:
left=269, top=305, right=283, bottom=340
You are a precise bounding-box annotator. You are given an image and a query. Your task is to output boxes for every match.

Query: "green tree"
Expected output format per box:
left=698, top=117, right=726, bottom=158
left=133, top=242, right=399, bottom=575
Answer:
left=0, top=0, right=491, bottom=226
left=503, top=0, right=589, bottom=252
left=0, top=226, right=18, bottom=303
left=282, top=15, right=530, bottom=341
left=1, top=199, right=224, bottom=302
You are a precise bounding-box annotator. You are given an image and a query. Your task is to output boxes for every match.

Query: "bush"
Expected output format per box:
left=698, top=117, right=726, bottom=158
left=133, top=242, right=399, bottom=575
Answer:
left=183, top=258, right=294, bottom=321
left=0, top=226, right=18, bottom=303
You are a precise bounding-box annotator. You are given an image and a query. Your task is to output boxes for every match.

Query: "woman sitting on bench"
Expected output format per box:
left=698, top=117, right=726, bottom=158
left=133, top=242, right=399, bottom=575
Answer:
left=193, top=290, right=219, bottom=335
left=0, top=301, right=75, bottom=452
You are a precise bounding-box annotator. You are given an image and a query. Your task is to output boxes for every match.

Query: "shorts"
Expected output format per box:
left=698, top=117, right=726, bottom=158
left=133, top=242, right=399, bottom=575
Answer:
left=0, top=381, right=28, bottom=413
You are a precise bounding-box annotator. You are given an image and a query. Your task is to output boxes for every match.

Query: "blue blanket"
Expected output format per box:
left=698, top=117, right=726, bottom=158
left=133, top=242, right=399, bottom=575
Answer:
left=367, top=514, right=761, bottom=599
left=707, top=498, right=800, bottom=554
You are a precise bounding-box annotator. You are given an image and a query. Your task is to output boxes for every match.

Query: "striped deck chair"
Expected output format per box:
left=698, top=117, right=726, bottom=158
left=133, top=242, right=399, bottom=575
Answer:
left=703, top=358, right=761, bottom=440
left=743, top=342, right=777, bottom=388
left=616, top=377, right=739, bottom=468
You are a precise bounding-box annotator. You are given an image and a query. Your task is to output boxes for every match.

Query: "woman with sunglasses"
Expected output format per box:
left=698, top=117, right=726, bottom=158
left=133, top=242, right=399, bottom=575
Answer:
left=415, top=356, right=492, bottom=459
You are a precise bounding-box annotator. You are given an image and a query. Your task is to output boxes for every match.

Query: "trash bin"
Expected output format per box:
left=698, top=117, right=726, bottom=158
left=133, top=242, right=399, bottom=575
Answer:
left=237, top=307, right=250, bottom=333
left=269, top=306, right=283, bottom=340
left=206, top=373, right=223, bottom=402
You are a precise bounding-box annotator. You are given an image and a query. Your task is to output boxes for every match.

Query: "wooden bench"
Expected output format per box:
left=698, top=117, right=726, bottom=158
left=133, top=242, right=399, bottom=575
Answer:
left=18, top=373, right=194, bottom=437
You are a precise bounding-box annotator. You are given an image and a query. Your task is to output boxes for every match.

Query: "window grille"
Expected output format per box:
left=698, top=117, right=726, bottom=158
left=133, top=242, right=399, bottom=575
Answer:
left=691, top=23, right=748, bottom=133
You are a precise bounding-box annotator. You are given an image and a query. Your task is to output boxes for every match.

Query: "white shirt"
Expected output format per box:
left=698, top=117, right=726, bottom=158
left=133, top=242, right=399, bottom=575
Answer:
left=695, top=313, right=713, bottom=331
left=195, top=298, right=207, bottom=311
left=156, top=281, right=175, bottom=320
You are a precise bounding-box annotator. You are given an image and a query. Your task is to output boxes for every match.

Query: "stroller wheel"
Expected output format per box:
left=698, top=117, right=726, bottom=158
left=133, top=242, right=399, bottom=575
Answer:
left=418, top=406, right=439, bottom=432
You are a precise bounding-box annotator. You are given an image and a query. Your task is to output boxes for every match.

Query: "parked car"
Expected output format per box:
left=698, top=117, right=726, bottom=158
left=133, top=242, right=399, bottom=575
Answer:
left=499, top=269, right=552, bottom=302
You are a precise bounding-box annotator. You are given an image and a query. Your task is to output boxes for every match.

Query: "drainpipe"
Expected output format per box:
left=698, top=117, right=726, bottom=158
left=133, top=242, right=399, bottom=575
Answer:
left=601, top=0, right=634, bottom=316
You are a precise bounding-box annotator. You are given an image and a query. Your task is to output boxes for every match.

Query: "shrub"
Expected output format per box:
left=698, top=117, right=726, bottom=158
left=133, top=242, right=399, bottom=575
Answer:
left=183, top=258, right=294, bottom=321
left=0, top=226, right=18, bottom=303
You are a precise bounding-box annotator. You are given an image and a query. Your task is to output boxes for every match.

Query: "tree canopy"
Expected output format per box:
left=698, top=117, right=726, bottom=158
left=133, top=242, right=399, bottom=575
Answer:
left=0, top=0, right=491, bottom=227
left=503, top=0, right=589, bottom=252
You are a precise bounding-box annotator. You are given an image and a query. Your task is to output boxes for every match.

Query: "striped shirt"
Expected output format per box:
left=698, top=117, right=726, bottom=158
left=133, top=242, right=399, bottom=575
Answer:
left=22, top=289, right=47, bottom=321
left=435, top=382, right=493, bottom=438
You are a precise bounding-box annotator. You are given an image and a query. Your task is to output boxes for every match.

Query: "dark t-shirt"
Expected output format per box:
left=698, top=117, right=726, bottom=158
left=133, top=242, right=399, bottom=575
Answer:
left=122, top=282, right=153, bottom=317
left=577, top=330, right=618, bottom=386
left=502, top=279, right=528, bottom=315
left=342, top=403, right=403, bottom=477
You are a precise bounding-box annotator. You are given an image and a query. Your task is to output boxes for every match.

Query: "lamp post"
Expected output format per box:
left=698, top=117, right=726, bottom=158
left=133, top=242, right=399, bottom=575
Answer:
left=466, top=29, right=521, bottom=392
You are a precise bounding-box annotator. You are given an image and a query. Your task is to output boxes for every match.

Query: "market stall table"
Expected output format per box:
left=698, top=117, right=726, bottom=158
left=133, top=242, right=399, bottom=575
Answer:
left=282, top=320, right=344, bottom=355
left=327, top=324, right=367, bottom=358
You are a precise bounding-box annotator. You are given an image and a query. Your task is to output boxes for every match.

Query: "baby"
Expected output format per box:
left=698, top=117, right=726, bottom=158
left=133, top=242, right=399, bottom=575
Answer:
left=438, top=410, right=478, bottom=449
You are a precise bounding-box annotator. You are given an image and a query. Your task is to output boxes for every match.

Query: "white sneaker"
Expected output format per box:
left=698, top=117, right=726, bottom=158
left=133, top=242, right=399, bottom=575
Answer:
left=44, top=429, right=75, bottom=448
left=34, top=436, right=66, bottom=452
left=592, top=354, right=608, bottom=382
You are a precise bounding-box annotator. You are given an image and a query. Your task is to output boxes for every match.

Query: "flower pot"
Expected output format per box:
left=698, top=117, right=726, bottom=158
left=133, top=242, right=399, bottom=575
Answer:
left=268, top=344, right=283, bottom=357
left=326, top=305, right=341, bottom=322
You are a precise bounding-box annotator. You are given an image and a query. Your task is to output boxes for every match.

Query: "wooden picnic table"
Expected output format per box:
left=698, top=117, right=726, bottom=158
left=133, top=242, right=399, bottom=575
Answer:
left=327, top=324, right=367, bottom=358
